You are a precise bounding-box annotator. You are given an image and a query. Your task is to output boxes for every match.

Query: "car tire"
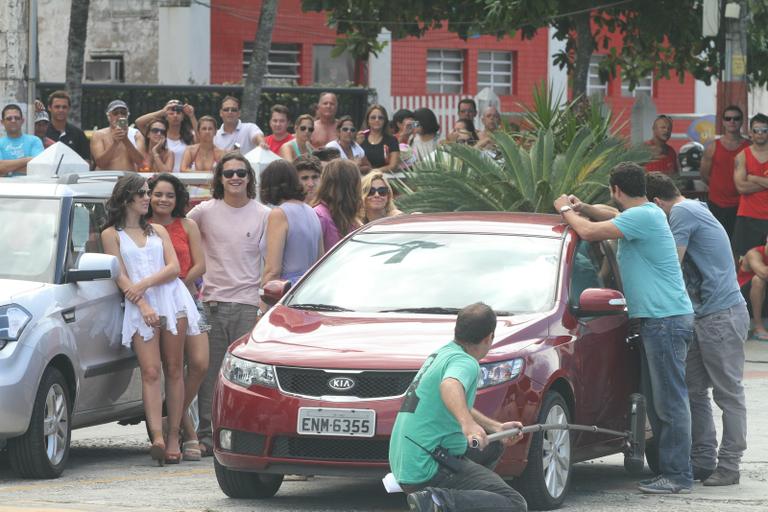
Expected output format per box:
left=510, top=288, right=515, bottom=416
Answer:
left=645, top=436, right=660, bottom=475
left=7, top=367, right=71, bottom=479
left=514, top=391, right=572, bottom=511
left=214, top=459, right=283, bottom=498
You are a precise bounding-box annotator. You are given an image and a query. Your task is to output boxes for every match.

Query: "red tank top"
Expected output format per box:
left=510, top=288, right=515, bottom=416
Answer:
left=737, top=245, right=768, bottom=287
left=737, top=147, right=768, bottom=220
left=709, top=139, right=751, bottom=208
left=166, top=218, right=192, bottom=279
left=644, top=142, right=678, bottom=175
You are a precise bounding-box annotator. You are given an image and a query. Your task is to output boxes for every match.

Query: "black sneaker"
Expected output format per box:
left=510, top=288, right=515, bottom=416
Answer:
left=702, top=467, right=740, bottom=486
left=692, top=465, right=714, bottom=482
left=407, top=490, right=443, bottom=512
left=638, top=476, right=692, bottom=494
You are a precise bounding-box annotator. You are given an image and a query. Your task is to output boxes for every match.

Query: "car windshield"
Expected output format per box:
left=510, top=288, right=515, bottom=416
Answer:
left=286, top=232, right=562, bottom=314
left=0, top=197, right=60, bottom=283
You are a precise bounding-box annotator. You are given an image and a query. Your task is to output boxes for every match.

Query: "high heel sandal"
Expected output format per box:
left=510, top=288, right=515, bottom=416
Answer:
left=149, top=431, right=166, bottom=467
left=164, top=430, right=183, bottom=465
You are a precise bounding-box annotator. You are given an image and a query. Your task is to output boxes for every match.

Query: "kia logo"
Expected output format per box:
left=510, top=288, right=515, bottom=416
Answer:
left=328, top=376, right=356, bottom=391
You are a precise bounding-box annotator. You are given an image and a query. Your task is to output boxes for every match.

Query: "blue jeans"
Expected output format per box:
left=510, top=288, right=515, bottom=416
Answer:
left=640, top=314, right=694, bottom=487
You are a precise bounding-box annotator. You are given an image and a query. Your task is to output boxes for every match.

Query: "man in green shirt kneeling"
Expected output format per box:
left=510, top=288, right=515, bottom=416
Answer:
left=389, top=303, right=528, bottom=512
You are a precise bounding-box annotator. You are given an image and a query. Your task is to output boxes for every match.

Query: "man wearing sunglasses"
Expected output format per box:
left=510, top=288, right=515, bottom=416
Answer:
left=733, top=113, right=768, bottom=258
left=187, top=152, right=270, bottom=456
left=90, top=99, right=145, bottom=171
left=214, top=96, right=266, bottom=154
left=700, top=106, right=751, bottom=239
left=0, top=104, right=44, bottom=176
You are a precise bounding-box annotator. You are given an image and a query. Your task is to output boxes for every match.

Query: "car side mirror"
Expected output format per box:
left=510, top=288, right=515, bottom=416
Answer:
left=575, top=288, right=627, bottom=316
left=260, top=280, right=292, bottom=307
left=67, top=253, right=121, bottom=283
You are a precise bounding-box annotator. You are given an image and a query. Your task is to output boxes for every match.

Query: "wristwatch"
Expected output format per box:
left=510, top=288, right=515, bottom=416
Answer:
left=559, top=205, right=573, bottom=214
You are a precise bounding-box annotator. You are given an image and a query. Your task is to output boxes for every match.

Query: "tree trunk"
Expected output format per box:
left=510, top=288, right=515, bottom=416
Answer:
left=571, top=11, right=595, bottom=100
left=65, top=0, right=90, bottom=128
left=241, top=0, right=279, bottom=121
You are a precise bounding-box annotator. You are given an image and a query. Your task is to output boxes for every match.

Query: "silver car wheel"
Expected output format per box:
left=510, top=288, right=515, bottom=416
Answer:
left=542, top=404, right=570, bottom=498
left=43, top=383, right=69, bottom=466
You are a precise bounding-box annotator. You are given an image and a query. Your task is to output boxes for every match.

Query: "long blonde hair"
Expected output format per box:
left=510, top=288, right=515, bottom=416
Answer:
left=361, top=171, right=397, bottom=223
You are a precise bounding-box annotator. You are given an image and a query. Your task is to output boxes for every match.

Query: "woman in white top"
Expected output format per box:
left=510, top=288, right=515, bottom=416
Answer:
left=410, top=107, right=441, bottom=161
left=101, top=174, right=201, bottom=466
left=136, top=100, right=197, bottom=172
left=325, top=115, right=372, bottom=173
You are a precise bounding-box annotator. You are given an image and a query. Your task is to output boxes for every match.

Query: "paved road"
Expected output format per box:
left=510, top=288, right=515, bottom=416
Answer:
left=2, top=342, right=768, bottom=512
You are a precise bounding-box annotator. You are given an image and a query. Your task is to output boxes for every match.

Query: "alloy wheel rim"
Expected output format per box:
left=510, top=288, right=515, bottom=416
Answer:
left=43, top=383, right=68, bottom=465
left=542, top=404, right=570, bottom=498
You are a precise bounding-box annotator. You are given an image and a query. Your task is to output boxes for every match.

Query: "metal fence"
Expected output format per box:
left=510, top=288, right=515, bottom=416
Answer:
left=38, top=83, right=374, bottom=132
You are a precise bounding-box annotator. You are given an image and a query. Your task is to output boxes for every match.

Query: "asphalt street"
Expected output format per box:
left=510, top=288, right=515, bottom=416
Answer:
left=1, top=341, right=768, bottom=512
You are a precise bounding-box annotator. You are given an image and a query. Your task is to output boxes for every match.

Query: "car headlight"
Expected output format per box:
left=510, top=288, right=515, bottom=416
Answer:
left=0, top=304, right=32, bottom=349
left=478, top=358, right=524, bottom=389
left=221, top=352, right=277, bottom=389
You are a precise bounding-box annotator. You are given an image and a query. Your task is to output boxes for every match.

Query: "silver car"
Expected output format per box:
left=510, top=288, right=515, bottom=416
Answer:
left=0, top=172, right=145, bottom=478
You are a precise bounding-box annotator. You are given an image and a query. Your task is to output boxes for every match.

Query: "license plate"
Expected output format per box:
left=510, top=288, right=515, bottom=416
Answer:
left=297, top=408, right=376, bottom=437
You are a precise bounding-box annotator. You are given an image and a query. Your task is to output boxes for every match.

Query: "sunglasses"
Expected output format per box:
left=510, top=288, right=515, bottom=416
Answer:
left=298, top=125, right=315, bottom=132
left=341, top=127, right=357, bottom=133
left=135, top=189, right=150, bottom=197
left=723, top=116, right=742, bottom=122
left=753, top=127, right=768, bottom=134
left=222, top=168, right=248, bottom=179
left=221, top=107, right=239, bottom=113
left=150, top=127, right=166, bottom=135
left=367, top=186, right=389, bottom=197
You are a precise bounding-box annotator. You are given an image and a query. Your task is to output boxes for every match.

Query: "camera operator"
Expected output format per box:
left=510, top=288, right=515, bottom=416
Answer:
left=389, top=303, right=527, bottom=512
left=136, top=100, right=198, bottom=172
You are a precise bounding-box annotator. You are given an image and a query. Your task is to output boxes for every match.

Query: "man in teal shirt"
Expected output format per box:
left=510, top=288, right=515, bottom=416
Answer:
left=389, top=303, right=526, bottom=512
left=0, top=104, right=43, bottom=176
left=554, top=162, right=694, bottom=494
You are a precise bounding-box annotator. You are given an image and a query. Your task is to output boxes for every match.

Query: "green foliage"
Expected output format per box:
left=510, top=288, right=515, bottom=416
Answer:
left=397, top=129, right=650, bottom=214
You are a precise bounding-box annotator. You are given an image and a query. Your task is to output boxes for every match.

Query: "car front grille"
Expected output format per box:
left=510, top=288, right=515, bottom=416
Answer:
left=230, top=431, right=266, bottom=456
left=275, top=367, right=416, bottom=399
left=271, top=436, right=389, bottom=462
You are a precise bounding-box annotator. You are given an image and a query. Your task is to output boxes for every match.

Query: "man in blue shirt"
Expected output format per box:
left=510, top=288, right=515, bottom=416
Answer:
left=646, top=172, right=748, bottom=487
left=554, top=162, right=694, bottom=494
left=0, top=104, right=43, bottom=176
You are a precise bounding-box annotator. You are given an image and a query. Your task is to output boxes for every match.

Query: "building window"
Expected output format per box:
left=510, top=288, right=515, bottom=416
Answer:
left=477, top=51, right=513, bottom=95
left=427, top=49, right=464, bottom=94
left=242, top=43, right=300, bottom=85
left=313, top=45, right=355, bottom=86
left=85, top=55, right=125, bottom=83
left=622, top=72, right=653, bottom=97
left=586, top=56, right=607, bottom=97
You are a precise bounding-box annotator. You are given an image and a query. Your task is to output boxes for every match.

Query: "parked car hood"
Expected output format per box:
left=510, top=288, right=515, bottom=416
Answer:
left=232, top=305, right=547, bottom=370
left=0, top=279, right=46, bottom=304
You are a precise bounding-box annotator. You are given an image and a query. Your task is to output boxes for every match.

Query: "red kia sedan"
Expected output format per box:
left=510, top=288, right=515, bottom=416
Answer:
left=212, top=212, right=641, bottom=510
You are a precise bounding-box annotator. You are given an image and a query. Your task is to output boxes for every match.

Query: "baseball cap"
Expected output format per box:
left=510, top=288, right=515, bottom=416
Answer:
left=106, top=99, right=129, bottom=114
left=34, top=111, right=50, bottom=124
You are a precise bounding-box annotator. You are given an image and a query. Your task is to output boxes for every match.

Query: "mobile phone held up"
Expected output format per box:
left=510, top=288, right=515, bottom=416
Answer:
left=172, top=104, right=185, bottom=113
left=117, top=117, right=128, bottom=130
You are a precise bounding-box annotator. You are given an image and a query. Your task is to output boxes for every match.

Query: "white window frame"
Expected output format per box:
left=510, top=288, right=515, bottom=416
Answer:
left=477, top=51, right=513, bottom=95
left=622, top=72, right=653, bottom=97
left=586, top=56, right=608, bottom=97
left=85, top=55, right=125, bottom=83
left=243, top=43, right=300, bottom=85
left=427, top=49, right=464, bottom=94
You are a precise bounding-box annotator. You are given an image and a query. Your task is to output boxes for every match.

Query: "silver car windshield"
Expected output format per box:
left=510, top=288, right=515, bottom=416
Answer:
left=0, top=197, right=60, bottom=283
left=286, top=232, right=561, bottom=314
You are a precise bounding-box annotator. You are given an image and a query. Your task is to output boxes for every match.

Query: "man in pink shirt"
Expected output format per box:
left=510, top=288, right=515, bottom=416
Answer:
left=187, top=152, right=270, bottom=455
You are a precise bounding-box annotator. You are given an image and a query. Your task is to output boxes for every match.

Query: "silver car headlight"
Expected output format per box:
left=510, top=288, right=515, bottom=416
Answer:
left=0, top=304, right=32, bottom=350
left=221, top=352, right=277, bottom=389
left=478, top=358, right=524, bottom=389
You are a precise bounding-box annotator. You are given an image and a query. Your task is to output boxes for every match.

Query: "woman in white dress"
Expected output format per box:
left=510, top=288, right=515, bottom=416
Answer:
left=101, top=174, right=201, bottom=465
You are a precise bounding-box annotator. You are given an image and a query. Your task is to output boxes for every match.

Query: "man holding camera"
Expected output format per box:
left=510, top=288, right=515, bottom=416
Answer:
left=91, top=100, right=145, bottom=171
left=389, top=303, right=527, bottom=512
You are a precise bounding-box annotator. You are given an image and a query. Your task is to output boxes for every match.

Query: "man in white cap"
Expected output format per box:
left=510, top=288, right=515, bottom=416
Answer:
left=33, top=111, right=56, bottom=149
left=90, top=99, right=145, bottom=171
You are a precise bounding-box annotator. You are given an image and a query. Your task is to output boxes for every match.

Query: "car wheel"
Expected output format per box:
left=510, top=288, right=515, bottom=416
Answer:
left=645, top=436, right=660, bottom=475
left=214, top=459, right=283, bottom=498
left=515, top=391, right=572, bottom=511
left=8, top=367, right=71, bottom=479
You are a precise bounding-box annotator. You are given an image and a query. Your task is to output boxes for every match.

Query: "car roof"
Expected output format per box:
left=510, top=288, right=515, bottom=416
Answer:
left=0, top=176, right=116, bottom=199
left=361, top=212, right=567, bottom=238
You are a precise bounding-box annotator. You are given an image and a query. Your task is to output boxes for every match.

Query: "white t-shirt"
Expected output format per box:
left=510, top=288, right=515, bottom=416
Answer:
left=325, top=139, right=365, bottom=159
left=214, top=120, right=264, bottom=154
left=166, top=137, right=188, bottom=173
left=187, top=198, right=270, bottom=306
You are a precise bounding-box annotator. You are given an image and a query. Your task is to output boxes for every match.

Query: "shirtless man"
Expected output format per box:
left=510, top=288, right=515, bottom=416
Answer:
left=311, top=92, right=338, bottom=147
left=477, top=106, right=501, bottom=150
left=90, top=100, right=145, bottom=171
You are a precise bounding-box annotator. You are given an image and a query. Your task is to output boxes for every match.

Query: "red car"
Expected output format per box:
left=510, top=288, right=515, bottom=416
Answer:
left=212, top=212, right=641, bottom=510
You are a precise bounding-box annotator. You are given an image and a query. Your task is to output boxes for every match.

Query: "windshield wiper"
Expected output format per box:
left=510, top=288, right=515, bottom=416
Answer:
left=289, top=303, right=353, bottom=312
left=380, top=307, right=461, bottom=314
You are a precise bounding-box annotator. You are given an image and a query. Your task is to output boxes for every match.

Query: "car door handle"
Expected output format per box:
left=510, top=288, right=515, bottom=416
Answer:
left=62, top=307, right=76, bottom=323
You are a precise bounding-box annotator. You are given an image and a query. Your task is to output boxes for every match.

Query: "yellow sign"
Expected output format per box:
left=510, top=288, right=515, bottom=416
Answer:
left=732, top=55, right=746, bottom=77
